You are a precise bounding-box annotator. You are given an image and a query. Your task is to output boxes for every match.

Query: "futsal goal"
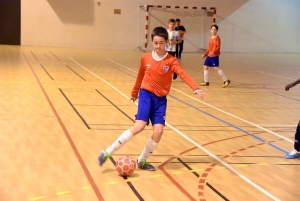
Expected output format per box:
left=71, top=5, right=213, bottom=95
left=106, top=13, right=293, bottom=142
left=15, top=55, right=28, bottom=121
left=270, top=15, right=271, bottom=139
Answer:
left=137, top=5, right=217, bottom=52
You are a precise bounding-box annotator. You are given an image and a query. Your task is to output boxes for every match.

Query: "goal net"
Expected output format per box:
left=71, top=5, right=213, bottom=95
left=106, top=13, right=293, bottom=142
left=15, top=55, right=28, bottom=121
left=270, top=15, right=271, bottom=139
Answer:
left=138, top=5, right=216, bottom=52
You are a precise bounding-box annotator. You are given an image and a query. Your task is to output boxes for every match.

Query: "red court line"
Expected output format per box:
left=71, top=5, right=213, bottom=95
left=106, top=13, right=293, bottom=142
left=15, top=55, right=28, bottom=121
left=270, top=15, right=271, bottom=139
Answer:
left=158, top=133, right=252, bottom=200
left=198, top=138, right=286, bottom=201
left=158, top=157, right=197, bottom=201
left=23, top=52, right=105, bottom=201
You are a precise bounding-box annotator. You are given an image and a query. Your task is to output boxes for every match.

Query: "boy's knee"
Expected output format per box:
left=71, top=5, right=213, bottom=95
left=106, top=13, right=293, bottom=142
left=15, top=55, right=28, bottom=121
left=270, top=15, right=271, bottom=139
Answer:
left=131, top=122, right=147, bottom=134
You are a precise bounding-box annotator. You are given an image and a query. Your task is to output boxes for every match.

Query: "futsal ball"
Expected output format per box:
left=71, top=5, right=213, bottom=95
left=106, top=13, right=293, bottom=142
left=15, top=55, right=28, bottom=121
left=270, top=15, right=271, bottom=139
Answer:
left=115, top=156, right=136, bottom=176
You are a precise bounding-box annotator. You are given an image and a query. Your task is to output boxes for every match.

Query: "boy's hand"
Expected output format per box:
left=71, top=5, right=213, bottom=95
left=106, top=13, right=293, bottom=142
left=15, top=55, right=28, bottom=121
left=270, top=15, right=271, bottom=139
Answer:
left=130, top=97, right=138, bottom=103
left=285, top=84, right=294, bottom=91
left=195, top=90, right=206, bottom=100
left=202, top=55, right=206, bottom=58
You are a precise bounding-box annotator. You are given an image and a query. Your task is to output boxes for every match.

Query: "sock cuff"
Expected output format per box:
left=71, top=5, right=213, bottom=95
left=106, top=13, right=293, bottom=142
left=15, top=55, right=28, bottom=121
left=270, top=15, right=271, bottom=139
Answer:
left=148, top=138, right=158, bottom=149
left=124, top=129, right=133, bottom=139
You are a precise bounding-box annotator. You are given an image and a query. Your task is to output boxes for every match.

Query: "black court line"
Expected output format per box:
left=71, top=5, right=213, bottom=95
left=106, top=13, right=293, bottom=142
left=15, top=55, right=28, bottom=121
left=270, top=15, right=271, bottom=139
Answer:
left=73, top=104, right=134, bottom=107
left=66, top=65, right=86, bottom=81
left=177, top=157, right=230, bottom=201
left=73, top=104, right=116, bottom=106
left=149, top=161, right=258, bottom=165
left=185, top=154, right=222, bottom=157
left=50, top=52, right=61, bottom=61
left=90, top=128, right=162, bottom=131
left=274, top=93, right=300, bottom=102
left=44, top=53, right=51, bottom=60
left=277, top=164, right=300, bottom=166
left=109, top=157, right=144, bottom=201
left=95, top=89, right=135, bottom=123
left=232, top=155, right=284, bottom=158
left=59, top=88, right=91, bottom=129
left=31, top=51, right=38, bottom=60
left=40, top=64, right=53, bottom=80
left=206, top=183, right=230, bottom=201
left=112, top=154, right=174, bottom=157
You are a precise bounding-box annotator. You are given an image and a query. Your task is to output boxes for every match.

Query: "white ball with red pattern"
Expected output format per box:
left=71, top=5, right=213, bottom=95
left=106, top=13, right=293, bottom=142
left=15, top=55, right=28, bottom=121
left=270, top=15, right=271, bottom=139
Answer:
left=115, top=156, right=136, bottom=176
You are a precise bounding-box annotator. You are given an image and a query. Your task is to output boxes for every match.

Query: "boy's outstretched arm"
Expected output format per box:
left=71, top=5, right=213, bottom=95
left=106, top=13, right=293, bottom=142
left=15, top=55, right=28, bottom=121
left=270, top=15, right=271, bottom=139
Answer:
left=285, top=78, right=300, bottom=91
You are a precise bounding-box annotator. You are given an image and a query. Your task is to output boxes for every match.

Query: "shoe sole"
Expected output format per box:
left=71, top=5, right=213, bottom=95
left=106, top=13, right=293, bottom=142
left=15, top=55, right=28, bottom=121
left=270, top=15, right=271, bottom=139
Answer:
left=223, top=83, right=230, bottom=88
left=138, top=167, right=156, bottom=171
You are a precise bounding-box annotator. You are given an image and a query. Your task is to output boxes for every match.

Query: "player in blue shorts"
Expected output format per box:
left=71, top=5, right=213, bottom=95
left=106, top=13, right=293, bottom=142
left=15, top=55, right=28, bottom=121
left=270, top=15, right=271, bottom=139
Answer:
left=97, top=27, right=205, bottom=171
left=199, top=25, right=230, bottom=88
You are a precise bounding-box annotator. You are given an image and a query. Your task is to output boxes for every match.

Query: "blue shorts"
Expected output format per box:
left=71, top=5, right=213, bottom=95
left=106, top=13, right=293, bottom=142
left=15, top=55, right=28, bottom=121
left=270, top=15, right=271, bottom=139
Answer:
left=204, top=56, right=219, bottom=67
left=135, top=89, right=167, bottom=126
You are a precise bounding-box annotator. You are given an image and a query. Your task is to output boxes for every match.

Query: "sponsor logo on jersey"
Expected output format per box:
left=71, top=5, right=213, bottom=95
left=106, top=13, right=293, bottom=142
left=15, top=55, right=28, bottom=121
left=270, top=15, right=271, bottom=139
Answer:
left=146, top=64, right=151, bottom=68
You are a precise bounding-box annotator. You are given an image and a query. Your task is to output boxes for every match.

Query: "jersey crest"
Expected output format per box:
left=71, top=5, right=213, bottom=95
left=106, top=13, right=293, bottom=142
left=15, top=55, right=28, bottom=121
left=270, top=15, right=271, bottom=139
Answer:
left=163, top=65, right=169, bottom=73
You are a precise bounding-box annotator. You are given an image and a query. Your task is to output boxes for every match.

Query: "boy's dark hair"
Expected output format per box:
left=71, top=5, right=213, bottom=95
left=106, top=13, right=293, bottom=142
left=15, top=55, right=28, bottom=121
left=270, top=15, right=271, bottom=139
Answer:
left=151, top=27, right=168, bottom=41
left=175, top=19, right=180, bottom=22
left=168, top=19, right=175, bottom=23
left=211, top=24, right=219, bottom=30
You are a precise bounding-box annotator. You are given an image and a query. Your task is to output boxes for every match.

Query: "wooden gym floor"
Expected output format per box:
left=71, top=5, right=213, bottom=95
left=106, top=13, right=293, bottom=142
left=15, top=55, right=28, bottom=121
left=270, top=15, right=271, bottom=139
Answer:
left=0, top=45, right=300, bottom=201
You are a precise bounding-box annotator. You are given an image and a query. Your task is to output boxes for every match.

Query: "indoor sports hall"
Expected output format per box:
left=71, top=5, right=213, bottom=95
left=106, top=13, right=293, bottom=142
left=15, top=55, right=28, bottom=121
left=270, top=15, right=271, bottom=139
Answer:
left=1, top=1, right=300, bottom=201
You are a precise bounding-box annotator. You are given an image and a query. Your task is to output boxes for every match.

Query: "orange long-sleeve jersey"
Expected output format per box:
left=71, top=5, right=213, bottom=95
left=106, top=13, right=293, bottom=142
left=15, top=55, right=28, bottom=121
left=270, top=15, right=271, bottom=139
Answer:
left=203, top=35, right=221, bottom=57
left=131, top=51, right=200, bottom=98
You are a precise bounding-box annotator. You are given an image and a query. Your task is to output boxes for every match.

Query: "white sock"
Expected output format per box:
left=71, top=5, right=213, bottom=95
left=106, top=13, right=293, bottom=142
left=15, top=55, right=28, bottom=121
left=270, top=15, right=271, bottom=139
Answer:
left=137, top=138, right=158, bottom=163
left=218, top=69, right=228, bottom=81
left=204, top=70, right=209, bottom=82
left=105, top=129, right=133, bottom=154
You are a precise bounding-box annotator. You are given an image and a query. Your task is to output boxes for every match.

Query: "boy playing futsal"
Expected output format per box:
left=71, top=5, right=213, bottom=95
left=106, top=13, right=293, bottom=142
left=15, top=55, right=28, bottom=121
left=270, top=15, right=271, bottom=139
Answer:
left=98, top=27, right=205, bottom=171
left=199, top=24, right=230, bottom=88
left=284, top=78, right=300, bottom=159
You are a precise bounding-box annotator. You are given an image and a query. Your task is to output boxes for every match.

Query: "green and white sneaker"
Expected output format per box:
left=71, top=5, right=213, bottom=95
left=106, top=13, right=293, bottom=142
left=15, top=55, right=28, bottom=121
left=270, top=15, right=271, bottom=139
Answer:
left=98, top=151, right=111, bottom=166
left=137, top=159, right=155, bottom=171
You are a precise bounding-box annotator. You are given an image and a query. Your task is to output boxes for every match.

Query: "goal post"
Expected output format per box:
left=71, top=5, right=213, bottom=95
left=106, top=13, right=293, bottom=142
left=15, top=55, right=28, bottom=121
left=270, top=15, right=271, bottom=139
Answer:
left=137, top=5, right=217, bottom=52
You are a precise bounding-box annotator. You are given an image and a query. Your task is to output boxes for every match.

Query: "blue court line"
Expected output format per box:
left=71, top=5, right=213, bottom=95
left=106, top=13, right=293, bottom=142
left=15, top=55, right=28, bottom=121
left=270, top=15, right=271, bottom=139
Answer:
left=106, top=62, right=290, bottom=155
left=169, top=94, right=288, bottom=154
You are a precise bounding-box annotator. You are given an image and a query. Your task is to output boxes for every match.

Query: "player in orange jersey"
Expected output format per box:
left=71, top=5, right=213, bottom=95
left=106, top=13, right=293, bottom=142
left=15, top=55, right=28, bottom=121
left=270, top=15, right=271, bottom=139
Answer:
left=98, top=27, right=205, bottom=171
left=284, top=78, right=300, bottom=159
left=199, top=24, right=230, bottom=88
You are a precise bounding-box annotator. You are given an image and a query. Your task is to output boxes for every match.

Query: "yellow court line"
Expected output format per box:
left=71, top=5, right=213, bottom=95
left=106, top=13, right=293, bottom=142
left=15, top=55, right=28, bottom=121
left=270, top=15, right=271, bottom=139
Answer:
left=81, top=186, right=91, bottom=190
left=172, top=171, right=184, bottom=174
left=215, top=166, right=225, bottom=169
left=31, top=161, right=294, bottom=199
left=277, top=162, right=290, bottom=164
left=55, top=191, right=70, bottom=195
left=105, top=182, right=118, bottom=185
left=31, top=196, right=45, bottom=200
left=192, top=168, right=204, bottom=172
left=257, top=163, right=268, bottom=166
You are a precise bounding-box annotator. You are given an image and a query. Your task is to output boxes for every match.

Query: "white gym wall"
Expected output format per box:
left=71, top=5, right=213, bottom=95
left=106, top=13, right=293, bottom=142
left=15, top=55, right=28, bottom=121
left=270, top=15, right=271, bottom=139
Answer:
left=21, top=0, right=300, bottom=52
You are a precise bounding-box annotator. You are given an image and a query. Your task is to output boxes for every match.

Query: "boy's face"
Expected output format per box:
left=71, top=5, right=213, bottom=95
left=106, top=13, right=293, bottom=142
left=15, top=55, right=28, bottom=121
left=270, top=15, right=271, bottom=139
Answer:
left=152, top=36, right=167, bottom=53
left=175, top=21, right=180, bottom=26
left=211, top=27, right=218, bottom=36
left=168, top=22, right=175, bottom=30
